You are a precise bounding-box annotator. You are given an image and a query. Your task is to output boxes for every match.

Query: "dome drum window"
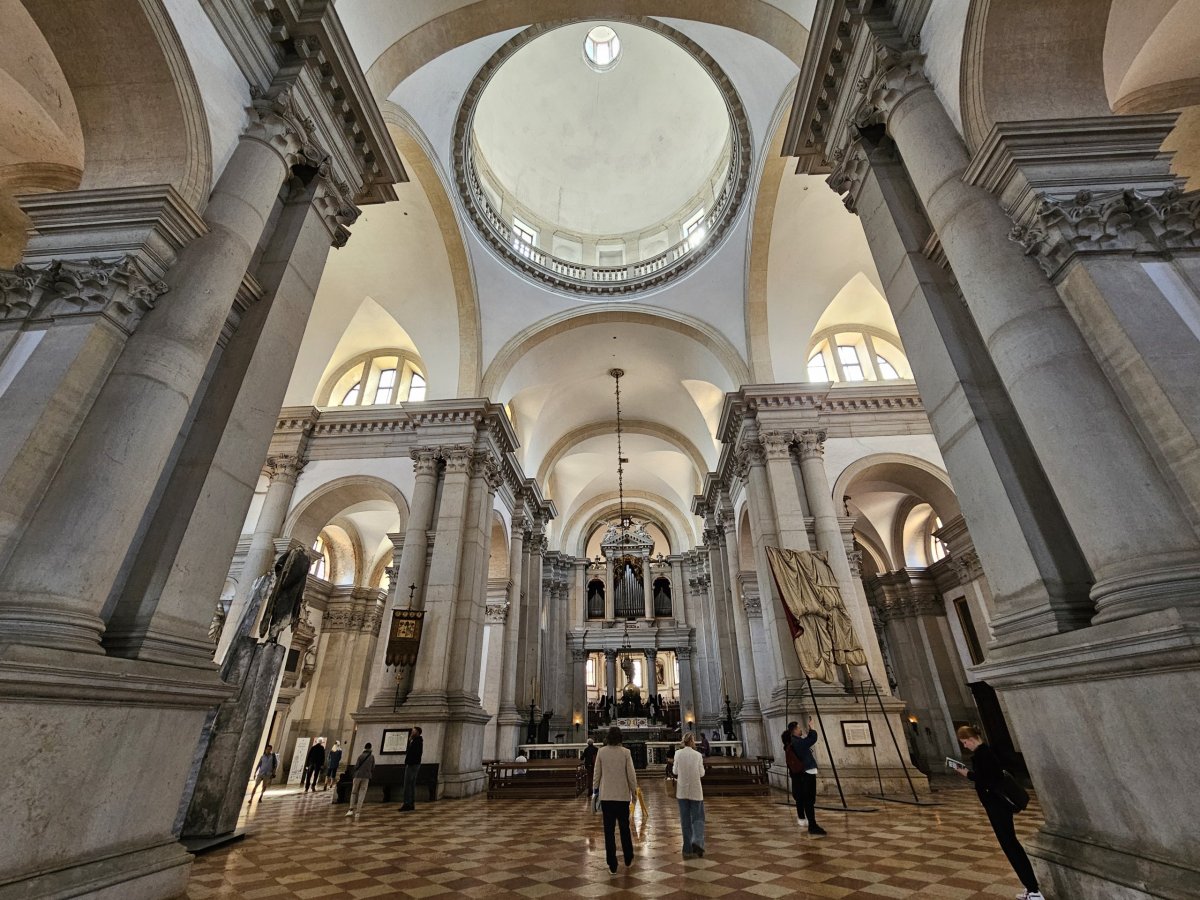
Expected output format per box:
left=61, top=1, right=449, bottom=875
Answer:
left=583, top=25, right=621, bottom=71
left=319, top=350, right=429, bottom=407
left=806, top=326, right=912, bottom=384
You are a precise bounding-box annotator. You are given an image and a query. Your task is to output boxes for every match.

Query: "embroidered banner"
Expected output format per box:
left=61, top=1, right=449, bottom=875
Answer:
left=384, top=609, right=425, bottom=667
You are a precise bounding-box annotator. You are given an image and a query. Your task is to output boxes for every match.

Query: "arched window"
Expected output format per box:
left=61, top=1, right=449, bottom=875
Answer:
left=806, top=326, right=911, bottom=384
left=929, top=516, right=948, bottom=563
left=310, top=535, right=328, bottom=580
left=321, top=351, right=429, bottom=408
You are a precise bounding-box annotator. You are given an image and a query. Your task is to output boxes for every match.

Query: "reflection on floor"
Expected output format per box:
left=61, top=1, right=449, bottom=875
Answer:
left=185, top=776, right=1043, bottom=898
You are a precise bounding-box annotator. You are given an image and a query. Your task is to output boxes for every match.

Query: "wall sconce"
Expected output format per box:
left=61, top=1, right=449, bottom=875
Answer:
left=907, top=714, right=918, bottom=724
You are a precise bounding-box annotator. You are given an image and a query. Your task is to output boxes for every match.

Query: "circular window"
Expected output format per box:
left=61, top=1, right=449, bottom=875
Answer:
left=584, top=25, right=621, bottom=71
left=455, top=20, right=752, bottom=297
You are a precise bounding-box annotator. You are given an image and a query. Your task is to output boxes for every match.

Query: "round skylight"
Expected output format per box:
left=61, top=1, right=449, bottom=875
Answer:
left=584, top=25, right=621, bottom=71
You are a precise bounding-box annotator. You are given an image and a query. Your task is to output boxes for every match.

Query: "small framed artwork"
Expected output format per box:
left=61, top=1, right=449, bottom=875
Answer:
left=841, top=720, right=874, bottom=747
left=381, top=728, right=411, bottom=755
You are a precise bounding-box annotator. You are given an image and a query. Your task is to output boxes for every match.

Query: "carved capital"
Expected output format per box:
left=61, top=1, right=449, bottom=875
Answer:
left=760, top=430, right=794, bottom=461
left=571, top=648, right=589, bottom=663
left=827, top=140, right=872, bottom=214
left=950, top=549, right=982, bottom=586
left=1010, top=187, right=1200, bottom=280
left=312, top=169, right=361, bottom=249
left=0, top=256, right=168, bottom=333
left=675, top=646, right=693, bottom=661
left=603, top=648, right=619, bottom=661
left=860, top=42, right=929, bottom=122
left=442, top=445, right=474, bottom=474
left=740, top=440, right=767, bottom=470
left=245, top=85, right=325, bottom=172
left=485, top=602, right=509, bottom=625
left=796, top=429, right=827, bottom=461
left=743, top=594, right=762, bottom=617
left=411, top=448, right=440, bottom=477
left=263, top=453, right=304, bottom=485
left=847, top=549, right=863, bottom=579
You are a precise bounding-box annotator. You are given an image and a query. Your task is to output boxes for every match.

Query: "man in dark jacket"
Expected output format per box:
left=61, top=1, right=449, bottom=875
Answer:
left=786, top=718, right=826, bottom=835
left=398, top=726, right=423, bottom=811
left=303, top=738, right=326, bottom=792
left=582, top=738, right=598, bottom=791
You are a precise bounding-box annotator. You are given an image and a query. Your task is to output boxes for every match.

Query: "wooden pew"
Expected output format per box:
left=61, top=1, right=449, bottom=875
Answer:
left=701, top=756, right=770, bottom=796
left=486, top=758, right=588, bottom=799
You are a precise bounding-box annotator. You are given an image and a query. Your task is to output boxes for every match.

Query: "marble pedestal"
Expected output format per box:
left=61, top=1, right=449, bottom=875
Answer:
left=0, top=644, right=229, bottom=899
left=181, top=637, right=286, bottom=839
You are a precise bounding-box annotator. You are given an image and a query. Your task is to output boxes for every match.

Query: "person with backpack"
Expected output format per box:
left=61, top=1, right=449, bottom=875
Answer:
left=345, top=742, right=376, bottom=818
left=955, top=725, right=1042, bottom=900
left=248, top=744, right=278, bottom=803
left=783, top=718, right=826, bottom=835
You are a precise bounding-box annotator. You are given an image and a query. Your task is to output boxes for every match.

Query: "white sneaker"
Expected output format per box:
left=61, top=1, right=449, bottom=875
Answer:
left=344, top=810, right=355, bottom=817
left=797, top=817, right=807, bottom=827
left=1016, top=892, right=1044, bottom=900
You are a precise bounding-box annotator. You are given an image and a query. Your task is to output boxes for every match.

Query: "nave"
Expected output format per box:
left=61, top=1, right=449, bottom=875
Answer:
left=186, top=781, right=1041, bottom=899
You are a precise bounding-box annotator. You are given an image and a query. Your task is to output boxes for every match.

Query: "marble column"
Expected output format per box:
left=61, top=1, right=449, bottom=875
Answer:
left=876, top=59, right=1200, bottom=622
left=701, top=524, right=740, bottom=710
left=216, top=454, right=304, bottom=661
left=642, top=556, right=654, bottom=620
left=669, top=556, right=685, bottom=623
left=572, top=561, right=587, bottom=627
left=365, top=448, right=439, bottom=706
left=604, top=556, right=615, bottom=620
left=519, top=526, right=546, bottom=710
left=572, top=648, right=588, bottom=736
left=721, top=511, right=764, bottom=755
left=495, top=512, right=526, bottom=757
left=795, top=429, right=890, bottom=687
left=644, top=650, right=658, bottom=700
left=0, top=119, right=296, bottom=653
left=604, top=649, right=618, bottom=702
left=676, top=646, right=697, bottom=728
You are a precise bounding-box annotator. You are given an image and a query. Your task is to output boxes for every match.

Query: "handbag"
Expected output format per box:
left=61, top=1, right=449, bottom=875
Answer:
left=992, top=771, right=1030, bottom=813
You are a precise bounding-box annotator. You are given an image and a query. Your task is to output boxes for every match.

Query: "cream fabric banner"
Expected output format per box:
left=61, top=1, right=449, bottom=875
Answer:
left=766, top=546, right=867, bottom=683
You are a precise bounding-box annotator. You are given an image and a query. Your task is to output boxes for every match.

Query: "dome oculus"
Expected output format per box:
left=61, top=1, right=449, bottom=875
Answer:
left=584, top=25, right=621, bottom=70
left=455, top=20, right=752, bottom=298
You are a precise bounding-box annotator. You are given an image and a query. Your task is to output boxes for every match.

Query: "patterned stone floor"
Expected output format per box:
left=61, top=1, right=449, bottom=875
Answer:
left=184, top=776, right=1044, bottom=899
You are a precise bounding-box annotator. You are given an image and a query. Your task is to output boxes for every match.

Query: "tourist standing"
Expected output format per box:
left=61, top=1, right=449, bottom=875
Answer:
left=582, top=738, right=598, bottom=792
left=345, top=742, right=375, bottom=818
left=303, top=738, right=326, bottom=793
left=324, top=741, right=342, bottom=790
left=593, top=726, right=637, bottom=874
left=955, top=725, right=1043, bottom=900
left=248, top=744, right=278, bottom=803
left=785, top=718, right=826, bottom=835
left=673, top=733, right=706, bottom=859
left=398, top=726, right=423, bottom=811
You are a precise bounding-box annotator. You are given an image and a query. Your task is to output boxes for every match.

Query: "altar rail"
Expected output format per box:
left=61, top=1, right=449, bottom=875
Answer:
left=486, top=758, right=587, bottom=800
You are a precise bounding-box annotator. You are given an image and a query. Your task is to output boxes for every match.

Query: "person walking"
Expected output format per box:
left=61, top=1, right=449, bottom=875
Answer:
left=784, top=718, right=826, bottom=835
left=323, top=741, right=343, bottom=790
left=955, top=725, right=1043, bottom=900
left=593, top=725, right=637, bottom=874
left=673, top=732, right=706, bottom=859
left=398, top=726, right=423, bottom=812
left=303, top=738, right=326, bottom=792
left=345, top=742, right=375, bottom=818
left=582, top=738, right=598, bottom=793
left=248, top=744, right=278, bottom=803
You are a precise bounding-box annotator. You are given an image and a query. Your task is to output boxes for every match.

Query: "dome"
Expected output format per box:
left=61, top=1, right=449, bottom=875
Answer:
left=455, top=19, right=751, bottom=296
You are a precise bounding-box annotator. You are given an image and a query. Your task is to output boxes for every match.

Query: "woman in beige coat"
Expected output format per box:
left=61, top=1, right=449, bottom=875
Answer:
left=593, top=726, right=638, bottom=873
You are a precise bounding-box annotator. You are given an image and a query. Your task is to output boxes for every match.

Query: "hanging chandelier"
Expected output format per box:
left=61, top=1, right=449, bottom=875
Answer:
left=600, top=368, right=653, bottom=558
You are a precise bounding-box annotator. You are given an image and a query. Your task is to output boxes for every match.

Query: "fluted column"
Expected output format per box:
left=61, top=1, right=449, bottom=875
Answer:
left=796, top=429, right=890, bottom=688
left=366, top=448, right=439, bottom=706
left=215, top=454, right=305, bottom=661
left=874, top=55, right=1200, bottom=623
left=495, top=511, right=526, bottom=756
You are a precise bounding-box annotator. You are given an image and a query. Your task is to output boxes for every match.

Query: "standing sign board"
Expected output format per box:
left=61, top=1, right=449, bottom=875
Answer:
left=287, top=737, right=311, bottom=785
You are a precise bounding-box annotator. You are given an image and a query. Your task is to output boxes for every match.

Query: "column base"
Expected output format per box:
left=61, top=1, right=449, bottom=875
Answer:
left=0, top=644, right=229, bottom=899
left=976, top=607, right=1200, bottom=900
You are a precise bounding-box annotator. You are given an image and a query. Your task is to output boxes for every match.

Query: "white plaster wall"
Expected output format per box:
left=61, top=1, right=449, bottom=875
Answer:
left=920, top=0, right=970, bottom=140
left=824, top=434, right=948, bottom=498
left=287, top=457, right=418, bottom=523
left=164, top=0, right=251, bottom=186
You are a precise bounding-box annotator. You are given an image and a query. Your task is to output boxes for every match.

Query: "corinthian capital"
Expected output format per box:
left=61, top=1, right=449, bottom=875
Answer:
left=0, top=256, right=168, bottom=334
left=411, top=448, right=440, bottom=477
left=760, top=430, right=794, bottom=461
left=796, top=429, right=827, bottom=461
left=442, top=445, right=474, bottom=474
left=264, top=453, right=305, bottom=484
left=860, top=42, right=929, bottom=122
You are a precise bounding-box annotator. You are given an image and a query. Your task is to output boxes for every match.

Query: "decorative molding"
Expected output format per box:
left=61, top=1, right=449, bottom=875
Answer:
left=743, top=594, right=762, bottom=617
left=796, top=428, right=827, bottom=461
left=263, top=453, right=305, bottom=485
left=760, top=430, right=793, bottom=461
left=485, top=602, right=509, bottom=625
left=0, top=256, right=168, bottom=334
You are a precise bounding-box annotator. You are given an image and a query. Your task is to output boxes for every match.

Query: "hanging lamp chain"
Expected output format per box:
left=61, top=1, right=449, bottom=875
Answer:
left=610, top=368, right=626, bottom=523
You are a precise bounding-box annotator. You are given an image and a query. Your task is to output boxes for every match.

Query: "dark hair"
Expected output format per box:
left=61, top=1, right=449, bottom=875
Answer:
left=412, top=726, right=422, bottom=736
left=782, top=721, right=800, bottom=747
left=956, top=724, right=982, bottom=741
left=364, top=742, right=372, bottom=750
left=606, top=726, right=623, bottom=746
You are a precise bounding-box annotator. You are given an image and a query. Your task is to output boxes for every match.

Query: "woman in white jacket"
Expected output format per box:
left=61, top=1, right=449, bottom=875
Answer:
left=593, top=726, right=638, bottom=874
left=673, top=732, right=706, bottom=858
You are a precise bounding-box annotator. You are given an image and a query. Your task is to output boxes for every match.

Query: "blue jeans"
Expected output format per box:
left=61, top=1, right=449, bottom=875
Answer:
left=677, top=798, right=705, bottom=852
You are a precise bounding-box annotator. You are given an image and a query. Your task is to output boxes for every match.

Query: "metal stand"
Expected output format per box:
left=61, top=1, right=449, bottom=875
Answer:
left=780, top=676, right=877, bottom=813
left=859, top=666, right=938, bottom=806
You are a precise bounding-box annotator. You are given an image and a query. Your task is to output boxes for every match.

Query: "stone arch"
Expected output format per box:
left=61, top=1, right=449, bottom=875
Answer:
left=560, top=491, right=692, bottom=557
left=482, top=305, right=751, bottom=398
left=362, top=1, right=810, bottom=101
left=736, top=506, right=754, bottom=572
left=1104, top=0, right=1200, bottom=113
left=536, top=420, right=709, bottom=491
left=15, top=0, right=211, bottom=208
left=382, top=104, right=484, bottom=395
left=284, top=475, right=411, bottom=549
left=833, top=453, right=961, bottom=527
left=961, top=0, right=1115, bottom=153
left=489, top=510, right=511, bottom=580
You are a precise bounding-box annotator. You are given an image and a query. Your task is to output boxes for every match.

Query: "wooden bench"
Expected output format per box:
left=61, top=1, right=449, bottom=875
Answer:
left=370, top=763, right=440, bottom=803
left=486, top=758, right=587, bottom=799
left=701, top=757, right=770, bottom=796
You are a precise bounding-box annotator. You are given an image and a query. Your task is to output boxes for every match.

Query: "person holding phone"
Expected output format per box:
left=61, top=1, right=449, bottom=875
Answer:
left=955, top=725, right=1043, bottom=900
left=783, top=717, right=826, bottom=836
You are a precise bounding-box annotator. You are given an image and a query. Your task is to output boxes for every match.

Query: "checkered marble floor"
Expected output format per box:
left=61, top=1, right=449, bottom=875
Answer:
left=184, top=777, right=1044, bottom=899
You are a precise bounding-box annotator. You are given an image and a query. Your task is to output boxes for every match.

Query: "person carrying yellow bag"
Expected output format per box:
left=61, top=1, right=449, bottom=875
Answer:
left=594, top=726, right=637, bottom=874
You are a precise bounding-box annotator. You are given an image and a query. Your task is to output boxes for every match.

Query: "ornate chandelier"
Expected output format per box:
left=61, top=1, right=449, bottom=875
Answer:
left=600, top=367, right=653, bottom=558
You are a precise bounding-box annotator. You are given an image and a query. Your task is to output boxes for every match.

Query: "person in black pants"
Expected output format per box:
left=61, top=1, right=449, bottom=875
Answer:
left=783, top=718, right=826, bottom=835
left=955, top=725, right=1043, bottom=900
left=302, top=739, right=326, bottom=792
left=398, top=726, right=423, bottom=811
left=593, top=726, right=638, bottom=874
